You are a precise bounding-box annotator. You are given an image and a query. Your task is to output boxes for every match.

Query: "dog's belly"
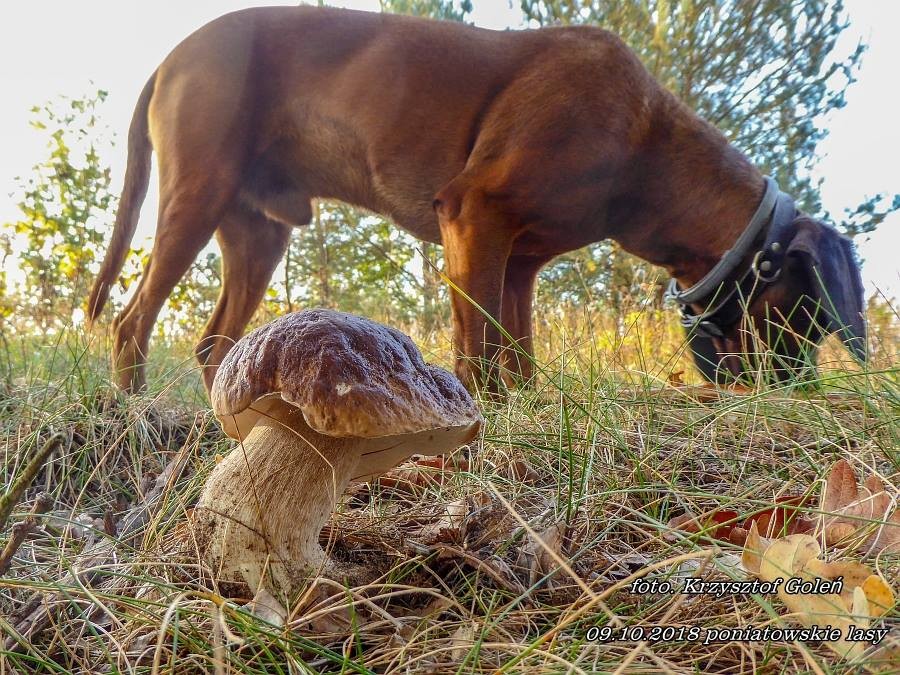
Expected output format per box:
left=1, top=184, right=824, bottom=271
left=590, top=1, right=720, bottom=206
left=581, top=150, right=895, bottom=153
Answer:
left=243, top=127, right=445, bottom=243
left=236, top=8, right=534, bottom=244
left=243, top=90, right=462, bottom=243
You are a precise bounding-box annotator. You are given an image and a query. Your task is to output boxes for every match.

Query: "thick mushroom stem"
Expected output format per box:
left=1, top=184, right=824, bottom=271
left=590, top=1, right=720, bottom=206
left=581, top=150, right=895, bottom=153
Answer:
left=193, top=405, right=360, bottom=599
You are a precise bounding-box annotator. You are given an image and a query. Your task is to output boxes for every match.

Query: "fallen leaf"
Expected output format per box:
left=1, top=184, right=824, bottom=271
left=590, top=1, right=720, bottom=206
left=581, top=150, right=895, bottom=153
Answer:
left=745, top=532, right=895, bottom=663
left=449, top=623, right=475, bottom=662
left=517, top=521, right=568, bottom=586
left=804, top=557, right=892, bottom=618
left=415, top=491, right=500, bottom=547
left=666, top=509, right=740, bottom=541
left=668, top=455, right=900, bottom=552
left=819, top=460, right=899, bottom=553
left=867, top=510, right=900, bottom=554
left=749, top=495, right=815, bottom=539
left=417, top=497, right=470, bottom=544
left=822, top=460, right=859, bottom=515
left=507, top=459, right=539, bottom=484
left=757, top=534, right=821, bottom=582
left=667, top=496, right=813, bottom=546
left=667, top=370, right=685, bottom=386
left=243, top=587, right=287, bottom=627
left=862, top=574, right=896, bottom=618
left=740, top=522, right=770, bottom=576
left=414, top=455, right=470, bottom=472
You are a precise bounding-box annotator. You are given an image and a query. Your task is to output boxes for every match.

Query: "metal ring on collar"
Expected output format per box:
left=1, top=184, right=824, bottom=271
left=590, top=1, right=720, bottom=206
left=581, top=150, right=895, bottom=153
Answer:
left=751, top=250, right=782, bottom=283
left=667, top=176, right=780, bottom=306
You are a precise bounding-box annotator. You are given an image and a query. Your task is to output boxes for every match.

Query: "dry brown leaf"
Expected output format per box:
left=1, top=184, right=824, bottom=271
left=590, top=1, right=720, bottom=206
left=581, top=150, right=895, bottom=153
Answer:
left=862, top=574, right=896, bottom=619
left=822, top=460, right=860, bottom=514
left=518, top=521, right=568, bottom=586
left=757, top=536, right=861, bottom=660
left=820, top=460, right=899, bottom=553
left=415, top=491, right=499, bottom=546
left=741, top=521, right=770, bottom=576
left=745, top=533, right=895, bottom=663
left=826, top=522, right=858, bottom=544
left=804, top=557, right=893, bottom=618
left=681, top=460, right=899, bottom=556
left=666, top=510, right=740, bottom=541
left=417, top=497, right=470, bottom=544
left=667, top=370, right=685, bottom=386
left=667, top=496, right=813, bottom=546
left=449, top=623, right=475, bottom=662
left=244, top=587, right=287, bottom=627
left=757, top=535, right=821, bottom=581
left=507, top=459, right=539, bottom=484
left=867, top=509, right=900, bottom=553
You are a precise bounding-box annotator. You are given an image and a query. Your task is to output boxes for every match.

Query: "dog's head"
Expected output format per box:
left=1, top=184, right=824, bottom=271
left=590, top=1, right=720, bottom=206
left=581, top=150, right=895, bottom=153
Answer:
left=689, top=216, right=867, bottom=383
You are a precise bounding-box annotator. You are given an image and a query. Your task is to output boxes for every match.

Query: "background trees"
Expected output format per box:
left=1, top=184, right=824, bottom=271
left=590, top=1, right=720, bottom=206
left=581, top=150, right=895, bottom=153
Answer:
left=4, top=91, right=115, bottom=333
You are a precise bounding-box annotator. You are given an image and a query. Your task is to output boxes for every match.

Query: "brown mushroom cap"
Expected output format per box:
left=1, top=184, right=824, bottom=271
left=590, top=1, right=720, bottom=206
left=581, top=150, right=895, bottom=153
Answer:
left=211, top=309, right=481, bottom=439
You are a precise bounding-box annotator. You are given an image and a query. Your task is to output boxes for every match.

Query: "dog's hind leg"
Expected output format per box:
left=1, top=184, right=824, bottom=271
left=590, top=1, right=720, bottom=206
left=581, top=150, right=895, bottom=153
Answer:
left=111, top=152, right=241, bottom=391
left=196, top=205, right=293, bottom=393
left=111, top=194, right=228, bottom=392
left=501, top=255, right=551, bottom=385
left=109, top=27, right=260, bottom=392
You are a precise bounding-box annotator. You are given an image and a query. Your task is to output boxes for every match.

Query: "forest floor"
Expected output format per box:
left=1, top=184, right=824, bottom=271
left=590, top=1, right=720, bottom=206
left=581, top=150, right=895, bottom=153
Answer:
left=0, top=315, right=898, bottom=674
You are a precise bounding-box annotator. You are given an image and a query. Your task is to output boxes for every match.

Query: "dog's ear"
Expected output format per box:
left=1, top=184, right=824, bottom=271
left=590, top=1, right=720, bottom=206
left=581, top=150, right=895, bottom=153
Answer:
left=787, top=219, right=867, bottom=362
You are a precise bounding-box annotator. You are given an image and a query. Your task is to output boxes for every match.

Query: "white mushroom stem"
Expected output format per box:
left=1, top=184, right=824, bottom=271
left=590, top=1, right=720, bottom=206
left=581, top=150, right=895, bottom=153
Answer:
left=194, top=402, right=360, bottom=599
left=195, top=395, right=480, bottom=604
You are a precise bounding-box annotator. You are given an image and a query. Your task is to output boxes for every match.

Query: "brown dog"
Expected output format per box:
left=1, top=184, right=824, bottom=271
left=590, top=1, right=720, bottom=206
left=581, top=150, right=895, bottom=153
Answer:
left=87, top=6, right=865, bottom=392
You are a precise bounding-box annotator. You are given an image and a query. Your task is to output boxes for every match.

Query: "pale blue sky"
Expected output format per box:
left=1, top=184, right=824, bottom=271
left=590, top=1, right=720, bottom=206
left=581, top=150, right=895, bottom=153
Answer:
left=1, top=1, right=897, bottom=298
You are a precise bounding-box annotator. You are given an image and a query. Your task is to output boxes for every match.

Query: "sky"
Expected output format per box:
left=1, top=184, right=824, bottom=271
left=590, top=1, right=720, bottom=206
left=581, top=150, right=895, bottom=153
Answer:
left=1, top=0, right=897, bottom=298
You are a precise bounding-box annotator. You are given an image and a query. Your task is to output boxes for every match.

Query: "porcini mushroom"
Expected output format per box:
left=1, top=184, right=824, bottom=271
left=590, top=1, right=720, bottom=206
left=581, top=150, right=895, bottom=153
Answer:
left=192, top=309, right=481, bottom=607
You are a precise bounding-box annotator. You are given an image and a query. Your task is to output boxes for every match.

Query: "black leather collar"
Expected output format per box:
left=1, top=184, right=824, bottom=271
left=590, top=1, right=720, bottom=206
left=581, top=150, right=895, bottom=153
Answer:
left=666, top=178, right=799, bottom=340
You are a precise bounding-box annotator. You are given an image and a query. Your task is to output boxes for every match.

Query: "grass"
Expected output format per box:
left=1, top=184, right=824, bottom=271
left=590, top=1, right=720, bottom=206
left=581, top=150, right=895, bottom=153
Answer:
left=0, top=303, right=898, bottom=674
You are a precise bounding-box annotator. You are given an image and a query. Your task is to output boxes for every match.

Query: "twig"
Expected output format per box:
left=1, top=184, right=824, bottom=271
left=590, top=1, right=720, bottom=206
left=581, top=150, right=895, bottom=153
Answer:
left=0, top=434, right=62, bottom=531
left=103, top=508, right=117, bottom=537
left=3, top=449, right=190, bottom=652
left=432, top=545, right=526, bottom=595
left=0, top=493, right=53, bottom=575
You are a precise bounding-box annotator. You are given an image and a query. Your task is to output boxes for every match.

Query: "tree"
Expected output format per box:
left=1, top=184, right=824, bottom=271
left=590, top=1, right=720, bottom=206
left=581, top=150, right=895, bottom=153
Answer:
left=279, top=202, right=423, bottom=325
left=3, top=91, right=116, bottom=332
left=380, top=0, right=472, bottom=21
left=520, top=0, right=896, bottom=304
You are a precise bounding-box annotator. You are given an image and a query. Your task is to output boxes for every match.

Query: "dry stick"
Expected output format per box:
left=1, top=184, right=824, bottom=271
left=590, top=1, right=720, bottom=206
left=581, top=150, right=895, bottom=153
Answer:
left=0, top=493, right=53, bottom=575
left=0, top=434, right=62, bottom=531
left=3, top=448, right=191, bottom=652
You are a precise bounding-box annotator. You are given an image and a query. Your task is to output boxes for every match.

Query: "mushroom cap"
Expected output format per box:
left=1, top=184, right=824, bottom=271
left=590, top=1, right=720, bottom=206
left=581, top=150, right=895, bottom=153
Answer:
left=211, top=309, right=481, bottom=440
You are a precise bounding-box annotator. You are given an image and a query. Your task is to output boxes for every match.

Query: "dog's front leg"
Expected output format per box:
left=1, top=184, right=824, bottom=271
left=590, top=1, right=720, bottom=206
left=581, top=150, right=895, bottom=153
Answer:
left=437, top=194, right=515, bottom=392
left=501, top=255, right=551, bottom=386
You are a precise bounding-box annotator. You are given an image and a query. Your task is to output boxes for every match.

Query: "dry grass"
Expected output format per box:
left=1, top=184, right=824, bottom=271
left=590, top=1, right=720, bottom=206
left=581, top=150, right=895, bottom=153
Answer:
left=0, top=304, right=898, bottom=674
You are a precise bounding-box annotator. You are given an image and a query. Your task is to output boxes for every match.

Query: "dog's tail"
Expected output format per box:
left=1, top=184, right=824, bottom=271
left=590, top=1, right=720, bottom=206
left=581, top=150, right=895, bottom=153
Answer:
left=86, top=71, right=157, bottom=326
